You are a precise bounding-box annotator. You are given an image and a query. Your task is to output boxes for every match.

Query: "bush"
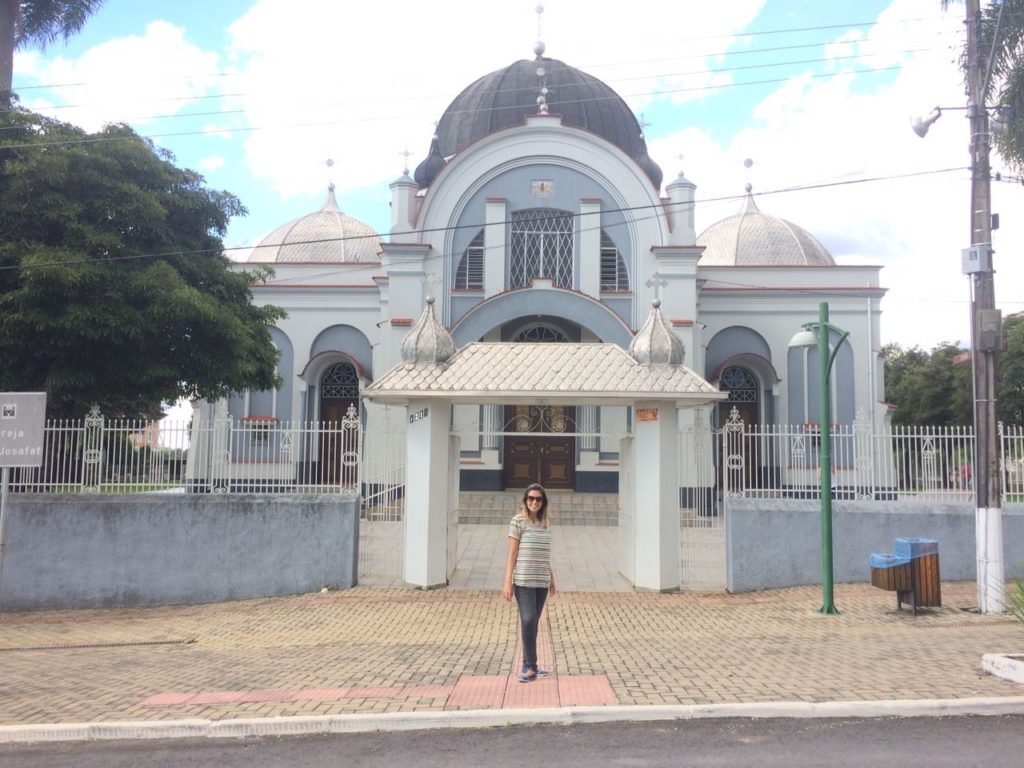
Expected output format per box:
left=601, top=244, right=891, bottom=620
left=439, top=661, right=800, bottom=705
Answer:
left=1011, top=580, right=1024, bottom=626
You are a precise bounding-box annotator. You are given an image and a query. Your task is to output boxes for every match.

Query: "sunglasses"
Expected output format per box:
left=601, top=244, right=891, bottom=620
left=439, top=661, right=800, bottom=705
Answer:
left=526, top=495, right=545, bottom=502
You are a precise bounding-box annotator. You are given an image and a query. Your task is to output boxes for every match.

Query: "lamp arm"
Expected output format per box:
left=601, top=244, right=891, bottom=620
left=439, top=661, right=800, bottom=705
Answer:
left=825, top=330, right=851, bottom=377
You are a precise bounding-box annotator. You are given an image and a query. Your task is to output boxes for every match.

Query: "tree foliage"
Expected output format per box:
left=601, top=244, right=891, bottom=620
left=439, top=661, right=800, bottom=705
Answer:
left=976, top=0, right=1024, bottom=172
left=1, top=0, right=105, bottom=96
left=884, top=313, right=1024, bottom=426
left=942, top=0, right=1024, bottom=172
left=0, top=107, right=284, bottom=418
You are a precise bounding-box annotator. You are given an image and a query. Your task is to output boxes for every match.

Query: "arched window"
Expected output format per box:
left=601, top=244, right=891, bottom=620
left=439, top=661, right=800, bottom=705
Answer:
left=454, top=229, right=484, bottom=289
left=718, top=365, right=759, bottom=426
left=321, top=362, right=359, bottom=401
left=511, top=323, right=571, bottom=343
left=509, top=208, right=573, bottom=289
left=599, top=230, right=629, bottom=291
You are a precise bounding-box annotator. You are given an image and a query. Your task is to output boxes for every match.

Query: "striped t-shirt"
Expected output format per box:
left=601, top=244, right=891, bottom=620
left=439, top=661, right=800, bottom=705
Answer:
left=509, top=514, right=552, bottom=588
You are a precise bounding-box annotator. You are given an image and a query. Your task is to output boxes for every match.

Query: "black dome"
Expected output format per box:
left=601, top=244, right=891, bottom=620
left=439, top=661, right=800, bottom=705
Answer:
left=414, top=57, right=662, bottom=189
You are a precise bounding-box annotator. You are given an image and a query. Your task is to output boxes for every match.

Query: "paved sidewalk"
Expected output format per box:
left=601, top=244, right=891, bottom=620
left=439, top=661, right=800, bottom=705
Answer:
left=1, top=581, right=1022, bottom=737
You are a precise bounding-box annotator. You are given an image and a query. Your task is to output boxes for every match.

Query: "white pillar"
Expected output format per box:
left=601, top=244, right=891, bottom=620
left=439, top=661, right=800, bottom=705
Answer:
left=976, top=506, right=1005, bottom=612
left=484, top=198, right=507, bottom=298
left=403, top=400, right=453, bottom=589
left=632, top=401, right=680, bottom=591
left=579, top=198, right=602, bottom=297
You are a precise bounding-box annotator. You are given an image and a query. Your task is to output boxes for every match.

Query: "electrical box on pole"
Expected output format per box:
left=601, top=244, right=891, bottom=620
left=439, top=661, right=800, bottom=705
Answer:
left=961, top=243, right=992, bottom=274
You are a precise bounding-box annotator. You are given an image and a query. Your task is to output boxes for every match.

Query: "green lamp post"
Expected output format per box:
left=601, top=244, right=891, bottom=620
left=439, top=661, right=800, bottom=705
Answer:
left=797, top=302, right=850, bottom=615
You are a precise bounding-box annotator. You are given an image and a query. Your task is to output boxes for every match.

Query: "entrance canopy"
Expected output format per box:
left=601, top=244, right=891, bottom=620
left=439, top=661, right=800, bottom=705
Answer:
left=363, top=341, right=725, bottom=407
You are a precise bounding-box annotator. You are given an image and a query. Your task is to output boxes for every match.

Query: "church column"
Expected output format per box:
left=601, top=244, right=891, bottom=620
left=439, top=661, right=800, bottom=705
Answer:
left=482, top=404, right=502, bottom=450
left=649, top=246, right=701, bottom=370
left=484, top=198, right=507, bottom=298
left=380, top=242, right=431, bottom=370
left=631, top=401, right=681, bottom=591
left=403, top=399, right=454, bottom=589
left=578, top=198, right=601, bottom=297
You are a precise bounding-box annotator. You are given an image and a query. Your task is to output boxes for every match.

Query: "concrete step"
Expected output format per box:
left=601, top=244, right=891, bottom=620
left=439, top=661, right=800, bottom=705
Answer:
left=457, top=491, right=619, bottom=526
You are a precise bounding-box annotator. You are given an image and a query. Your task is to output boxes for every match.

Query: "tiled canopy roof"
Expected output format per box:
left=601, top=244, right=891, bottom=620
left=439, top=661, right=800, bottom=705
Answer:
left=364, top=343, right=724, bottom=406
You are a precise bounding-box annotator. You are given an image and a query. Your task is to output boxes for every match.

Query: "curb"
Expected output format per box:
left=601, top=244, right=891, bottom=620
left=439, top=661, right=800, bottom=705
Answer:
left=4, top=697, right=1024, bottom=744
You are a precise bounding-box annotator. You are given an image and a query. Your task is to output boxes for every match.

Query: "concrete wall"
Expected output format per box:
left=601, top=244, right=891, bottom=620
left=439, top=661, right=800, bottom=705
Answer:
left=0, top=494, right=359, bottom=611
left=726, top=499, right=1024, bottom=592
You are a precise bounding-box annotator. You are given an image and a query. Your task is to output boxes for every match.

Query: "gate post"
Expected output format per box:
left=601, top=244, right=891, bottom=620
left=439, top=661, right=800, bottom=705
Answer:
left=632, top=401, right=681, bottom=592
left=403, top=399, right=453, bottom=588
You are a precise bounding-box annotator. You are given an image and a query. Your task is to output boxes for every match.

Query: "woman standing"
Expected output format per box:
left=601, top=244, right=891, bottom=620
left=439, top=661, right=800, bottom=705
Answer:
left=502, top=483, right=556, bottom=683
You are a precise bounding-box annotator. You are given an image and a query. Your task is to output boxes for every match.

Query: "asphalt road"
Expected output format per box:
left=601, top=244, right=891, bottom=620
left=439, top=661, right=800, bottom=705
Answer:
left=3, top=716, right=1023, bottom=767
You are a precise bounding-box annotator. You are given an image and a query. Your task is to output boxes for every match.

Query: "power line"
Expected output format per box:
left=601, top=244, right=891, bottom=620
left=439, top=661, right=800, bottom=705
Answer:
left=0, top=165, right=968, bottom=276
left=0, top=62, right=913, bottom=152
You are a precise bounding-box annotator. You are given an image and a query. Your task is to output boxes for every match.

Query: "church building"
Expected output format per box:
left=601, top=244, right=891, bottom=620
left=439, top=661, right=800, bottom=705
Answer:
left=202, top=38, right=888, bottom=497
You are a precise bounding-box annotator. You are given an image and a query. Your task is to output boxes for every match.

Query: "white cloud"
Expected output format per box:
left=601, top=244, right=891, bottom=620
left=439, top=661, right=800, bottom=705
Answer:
left=20, top=21, right=221, bottom=132
left=198, top=155, right=226, bottom=172
left=223, top=0, right=767, bottom=197
left=651, top=1, right=1021, bottom=350
left=16, top=0, right=1019, bottom=351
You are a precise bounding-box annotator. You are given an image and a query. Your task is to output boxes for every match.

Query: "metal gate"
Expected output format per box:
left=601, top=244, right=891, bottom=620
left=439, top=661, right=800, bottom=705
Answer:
left=679, top=417, right=726, bottom=590
left=357, top=430, right=406, bottom=586
left=618, top=435, right=635, bottom=583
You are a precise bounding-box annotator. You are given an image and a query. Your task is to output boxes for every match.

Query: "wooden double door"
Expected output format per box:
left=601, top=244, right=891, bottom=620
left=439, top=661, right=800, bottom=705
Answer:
left=502, top=405, right=575, bottom=490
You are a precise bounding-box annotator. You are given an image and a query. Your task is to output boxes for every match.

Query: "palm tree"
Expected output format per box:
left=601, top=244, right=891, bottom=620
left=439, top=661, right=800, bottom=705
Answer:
left=944, top=0, right=1024, bottom=172
left=1, top=0, right=105, bottom=102
left=977, top=0, right=1024, bottom=171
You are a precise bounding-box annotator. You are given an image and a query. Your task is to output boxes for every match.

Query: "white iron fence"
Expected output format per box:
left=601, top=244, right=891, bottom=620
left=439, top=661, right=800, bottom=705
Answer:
left=8, top=406, right=405, bottom=507
left=717, top=409, right=1024, bottom=504
left=10, top=406, right=1024, bottom=507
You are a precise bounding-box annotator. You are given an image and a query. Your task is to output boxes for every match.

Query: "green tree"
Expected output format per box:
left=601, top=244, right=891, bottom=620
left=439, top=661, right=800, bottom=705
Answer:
left=883, top=342, right=972, bottom=426
left=0, top=107, right=284, bottom=418
left=998, top=312, right=1024, bottom=423
left=1, top=0, right=104, bottom=99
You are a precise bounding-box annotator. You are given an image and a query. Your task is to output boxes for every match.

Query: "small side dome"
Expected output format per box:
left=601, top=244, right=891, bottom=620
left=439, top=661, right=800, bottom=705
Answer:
left=696, top=191, right=834, bottom=267
left=249, top=185, right=381, bottom=263
left=629, top=299, right=685, bottom=365
left=413, top=135, right=447, bottom=189
left=401, top=297, right=456, bottom=364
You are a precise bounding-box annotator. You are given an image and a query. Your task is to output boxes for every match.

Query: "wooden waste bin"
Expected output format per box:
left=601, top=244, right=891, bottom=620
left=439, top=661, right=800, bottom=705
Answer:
left=869, top=538, right=941, bottom=614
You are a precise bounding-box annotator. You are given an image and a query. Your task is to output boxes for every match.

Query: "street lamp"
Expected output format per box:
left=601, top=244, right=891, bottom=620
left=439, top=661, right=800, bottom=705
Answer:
left=790, top=302, right=849, bottom=615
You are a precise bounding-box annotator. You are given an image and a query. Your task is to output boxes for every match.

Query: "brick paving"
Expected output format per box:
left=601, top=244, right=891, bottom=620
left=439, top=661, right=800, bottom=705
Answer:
left=0, top=581, right=1021, bottom=727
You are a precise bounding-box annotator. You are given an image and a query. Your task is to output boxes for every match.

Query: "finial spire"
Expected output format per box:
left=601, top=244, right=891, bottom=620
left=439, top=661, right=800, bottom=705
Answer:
left=400, top=296, right=456, bottom=364
left=399, top=147, right=411, bottom=175
left=638, top=113, right=651, bottom=140
left=740, top=157, right=760, bottom=213
left=629, top=298, right=685, bottom=366
left=326, top=157, right=335, bottom=193
left=645, top=273, right=668, bottom=301
left=534, top=4, right=549, bottom=115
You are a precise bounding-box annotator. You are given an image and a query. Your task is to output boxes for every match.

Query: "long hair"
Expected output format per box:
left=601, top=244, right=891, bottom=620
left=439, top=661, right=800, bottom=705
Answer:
left=518, top=483, right=550, bottom=529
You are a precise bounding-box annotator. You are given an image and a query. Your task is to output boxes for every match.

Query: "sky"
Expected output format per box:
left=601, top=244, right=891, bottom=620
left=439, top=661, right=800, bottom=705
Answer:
left=10, top=0, right=1024, bottom=352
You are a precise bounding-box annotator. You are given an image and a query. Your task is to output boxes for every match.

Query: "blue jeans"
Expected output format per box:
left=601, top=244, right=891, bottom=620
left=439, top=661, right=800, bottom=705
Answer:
left=513, top=585, right=549, bottom=670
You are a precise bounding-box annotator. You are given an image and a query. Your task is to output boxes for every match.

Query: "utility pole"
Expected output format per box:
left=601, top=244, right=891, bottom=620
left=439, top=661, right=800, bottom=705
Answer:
left=965, top=0, right=1003, bottom=613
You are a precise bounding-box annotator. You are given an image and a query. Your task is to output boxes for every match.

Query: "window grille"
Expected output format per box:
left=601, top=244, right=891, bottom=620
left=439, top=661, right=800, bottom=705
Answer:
left=599, top=231, right=629, bottom=291
left=322, top=362, right=359, bottom=399
left=511, top=324, right=570, bottom=343
left=509, top=208, right=573, bottom=289
left=454, top=230, right=484, bottom=289
left=721, top=366, right=758, bottom=403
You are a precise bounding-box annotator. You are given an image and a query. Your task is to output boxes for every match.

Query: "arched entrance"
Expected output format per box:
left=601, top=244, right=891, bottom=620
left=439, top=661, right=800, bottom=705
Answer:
left=717, top=365, right=759, bottom=428
left=319, top=361, right=359, bottom=484
left=502, top=322, right=575, bottom=489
